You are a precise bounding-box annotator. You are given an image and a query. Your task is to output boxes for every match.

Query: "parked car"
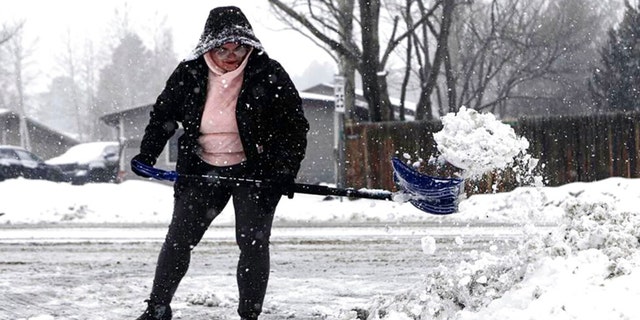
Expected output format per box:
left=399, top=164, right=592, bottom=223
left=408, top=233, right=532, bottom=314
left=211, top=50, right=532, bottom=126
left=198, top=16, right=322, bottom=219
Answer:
left=46, top=141, right=121, bottom=185
left=0, top=145, right=65, bottom=182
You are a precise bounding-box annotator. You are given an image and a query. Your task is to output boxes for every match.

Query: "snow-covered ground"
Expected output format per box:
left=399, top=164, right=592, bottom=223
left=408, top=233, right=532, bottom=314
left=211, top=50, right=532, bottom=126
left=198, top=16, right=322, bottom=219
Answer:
left=1, top=175, right=639, bottom=319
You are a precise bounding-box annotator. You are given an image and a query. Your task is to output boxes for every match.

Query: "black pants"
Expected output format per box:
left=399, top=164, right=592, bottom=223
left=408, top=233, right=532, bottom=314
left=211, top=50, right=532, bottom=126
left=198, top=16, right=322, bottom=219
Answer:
left=148, top=161, right=280, bottom=318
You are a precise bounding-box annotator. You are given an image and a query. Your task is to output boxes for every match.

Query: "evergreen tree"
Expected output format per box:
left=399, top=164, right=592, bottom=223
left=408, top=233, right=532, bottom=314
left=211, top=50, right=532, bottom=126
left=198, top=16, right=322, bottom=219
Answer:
left=147, top=26, right=178, bottom=98
left=96, top=32, right=153, bottom=115
left=94, top=32, right=154, bottom=139
left=591, top=1, right=640, bottom=111
left=40, top=76, right=84, bottom=136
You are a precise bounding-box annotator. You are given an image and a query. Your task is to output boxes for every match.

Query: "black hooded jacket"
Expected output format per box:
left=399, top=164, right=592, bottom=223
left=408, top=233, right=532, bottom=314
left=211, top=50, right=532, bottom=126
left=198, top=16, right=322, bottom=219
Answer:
left=138, top=6, right=309, bottom=179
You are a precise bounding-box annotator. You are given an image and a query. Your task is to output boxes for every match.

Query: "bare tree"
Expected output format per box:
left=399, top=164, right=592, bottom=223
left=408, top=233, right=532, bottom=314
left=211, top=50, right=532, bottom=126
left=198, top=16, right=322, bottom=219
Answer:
left=45, top=28, right=106, bottom=141
left=397, top=0, right=414, bottom=121
left=85, top=5, right=178, bottom=141
left=359, top=0, right=395, bottom=121
left=56, top=29, right=86, bottom=140
left=78, top=39, right=101, bottom=140
left=448, top=0, right=614, bottom=117
left=0, top=21, right=24, bottom=46
left=3, top=24, right=36, bottom=149
left=146, top=15, right=179, bottom=98
left=270, top=0, right=612, bottom=121
left=268, top=0, right=361, bottom=119
left=0, top=21, right=25, bottom=110
left=411, top=0, right=456, bottom=120
left=268, top=0, right=437, bottom=122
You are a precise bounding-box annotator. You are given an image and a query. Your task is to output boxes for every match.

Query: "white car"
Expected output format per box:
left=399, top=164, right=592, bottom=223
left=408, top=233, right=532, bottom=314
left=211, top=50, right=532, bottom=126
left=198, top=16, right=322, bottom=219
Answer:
left=46, top=141, right=120, bottom=185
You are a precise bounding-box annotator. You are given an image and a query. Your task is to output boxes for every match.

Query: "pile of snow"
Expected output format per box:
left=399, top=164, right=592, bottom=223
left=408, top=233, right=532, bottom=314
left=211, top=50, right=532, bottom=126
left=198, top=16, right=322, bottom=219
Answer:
left=355, top=177, right=640, bottom=319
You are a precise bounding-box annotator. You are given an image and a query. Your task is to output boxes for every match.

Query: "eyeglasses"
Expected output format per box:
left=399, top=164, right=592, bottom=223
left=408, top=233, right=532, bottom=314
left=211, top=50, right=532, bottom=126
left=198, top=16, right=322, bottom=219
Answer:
left=212, top=45, right=249, bottom=59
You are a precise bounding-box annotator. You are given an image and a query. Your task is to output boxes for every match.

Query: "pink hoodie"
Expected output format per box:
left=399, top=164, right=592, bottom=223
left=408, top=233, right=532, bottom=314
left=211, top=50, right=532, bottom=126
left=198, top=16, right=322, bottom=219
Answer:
left=198, top=49, right=253, bottom=166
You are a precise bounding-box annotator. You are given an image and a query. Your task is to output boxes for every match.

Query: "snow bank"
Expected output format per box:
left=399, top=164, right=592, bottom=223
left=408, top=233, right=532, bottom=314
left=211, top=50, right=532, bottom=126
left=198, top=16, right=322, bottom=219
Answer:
left=353, top=178, right=640, bottom=320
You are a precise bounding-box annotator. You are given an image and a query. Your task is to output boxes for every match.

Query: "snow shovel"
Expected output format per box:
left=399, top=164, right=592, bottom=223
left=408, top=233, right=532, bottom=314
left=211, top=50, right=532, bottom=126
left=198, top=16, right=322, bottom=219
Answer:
left=131, top=157, right=464, bottom=215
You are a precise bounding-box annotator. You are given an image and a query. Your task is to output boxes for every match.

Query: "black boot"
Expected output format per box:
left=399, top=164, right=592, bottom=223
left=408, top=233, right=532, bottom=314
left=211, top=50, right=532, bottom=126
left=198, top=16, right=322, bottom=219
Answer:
left=136, top=300, right=172, bottom=320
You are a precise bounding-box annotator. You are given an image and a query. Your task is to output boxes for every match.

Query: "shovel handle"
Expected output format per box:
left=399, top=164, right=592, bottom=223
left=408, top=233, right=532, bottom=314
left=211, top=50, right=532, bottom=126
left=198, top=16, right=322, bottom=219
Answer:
left=293, top=183, right=394, bottom=201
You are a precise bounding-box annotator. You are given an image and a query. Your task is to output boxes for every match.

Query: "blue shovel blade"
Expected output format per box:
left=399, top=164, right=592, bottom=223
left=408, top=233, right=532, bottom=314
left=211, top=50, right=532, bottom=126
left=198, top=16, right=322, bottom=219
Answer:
left=391, top=157, right=464, bottom=215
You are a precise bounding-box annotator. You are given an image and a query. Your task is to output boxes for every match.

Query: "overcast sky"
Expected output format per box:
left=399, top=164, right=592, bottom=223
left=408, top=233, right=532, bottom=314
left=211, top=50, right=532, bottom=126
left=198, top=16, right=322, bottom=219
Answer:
left=2, top=0, right=334, bottom=92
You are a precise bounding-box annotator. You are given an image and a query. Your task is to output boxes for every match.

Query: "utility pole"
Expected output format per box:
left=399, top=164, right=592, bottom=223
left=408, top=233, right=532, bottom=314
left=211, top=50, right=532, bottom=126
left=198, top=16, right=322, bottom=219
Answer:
left=334, top=75, right=346, bottom=190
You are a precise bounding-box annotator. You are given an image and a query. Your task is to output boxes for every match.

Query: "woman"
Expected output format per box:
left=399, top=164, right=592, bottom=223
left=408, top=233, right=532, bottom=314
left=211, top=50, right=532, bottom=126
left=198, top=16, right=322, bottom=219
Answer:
left=132, top=6, right=309, bottom=320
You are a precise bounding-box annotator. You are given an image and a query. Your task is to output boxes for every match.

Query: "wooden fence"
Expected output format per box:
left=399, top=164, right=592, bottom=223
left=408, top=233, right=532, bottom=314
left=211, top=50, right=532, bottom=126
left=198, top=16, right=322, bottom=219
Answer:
left=519, top=112, right=640, bottom=184
left=343, top=111, right=640, bottom=193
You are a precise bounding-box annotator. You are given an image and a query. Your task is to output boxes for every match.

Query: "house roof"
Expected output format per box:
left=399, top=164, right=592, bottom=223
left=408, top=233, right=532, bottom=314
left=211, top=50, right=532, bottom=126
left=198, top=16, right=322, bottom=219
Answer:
left=299, top=91, right=333, bottom=101
left=0, top=109, right=80, bottom=144
left=303, top=83, right=417, bottom=112
left=100, top=104, right=152, bottom=127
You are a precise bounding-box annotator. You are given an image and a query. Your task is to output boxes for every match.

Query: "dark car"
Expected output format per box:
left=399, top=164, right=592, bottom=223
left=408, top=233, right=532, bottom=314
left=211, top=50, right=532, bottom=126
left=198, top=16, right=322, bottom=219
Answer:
left=0, top=145, right=65, bottom=182
left=46, top=141, right=120, bottom=185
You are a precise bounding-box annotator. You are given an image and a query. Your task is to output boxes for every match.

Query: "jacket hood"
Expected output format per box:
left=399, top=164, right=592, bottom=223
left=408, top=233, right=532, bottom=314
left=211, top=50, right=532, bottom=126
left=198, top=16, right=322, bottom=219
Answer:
left=185, top=6, right=263, bottom=61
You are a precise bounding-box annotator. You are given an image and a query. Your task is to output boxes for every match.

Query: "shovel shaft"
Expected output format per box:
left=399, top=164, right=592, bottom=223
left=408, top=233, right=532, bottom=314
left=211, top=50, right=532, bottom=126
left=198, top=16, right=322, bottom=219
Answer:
left=188, top=173, right=395, bottom=201
left=294, top=183, right=394, bottom=201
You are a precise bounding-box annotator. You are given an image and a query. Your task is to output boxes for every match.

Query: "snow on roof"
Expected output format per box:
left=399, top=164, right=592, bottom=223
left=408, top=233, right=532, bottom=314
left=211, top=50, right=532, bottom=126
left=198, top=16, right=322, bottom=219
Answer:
left=299, top=91, right=334, bottom=101
left=299, top=91, right=371, bottom=109
left=0, top=144, right=26, bottom=150
left=307, top=83, right=417, bottom=111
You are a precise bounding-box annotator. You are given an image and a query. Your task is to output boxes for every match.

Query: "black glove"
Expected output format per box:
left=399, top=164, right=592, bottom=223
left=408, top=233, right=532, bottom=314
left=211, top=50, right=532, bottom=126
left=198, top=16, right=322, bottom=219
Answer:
left=255, top=155, right=297, bottom=198
left=131, top=153, right=157, bottom=178
left=270, top=167, right=296, bottom=199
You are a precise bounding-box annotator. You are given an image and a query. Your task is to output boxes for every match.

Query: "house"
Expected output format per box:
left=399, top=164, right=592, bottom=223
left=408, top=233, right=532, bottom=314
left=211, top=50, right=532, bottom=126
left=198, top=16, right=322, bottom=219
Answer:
left=0, top=109, right=79, bottom=160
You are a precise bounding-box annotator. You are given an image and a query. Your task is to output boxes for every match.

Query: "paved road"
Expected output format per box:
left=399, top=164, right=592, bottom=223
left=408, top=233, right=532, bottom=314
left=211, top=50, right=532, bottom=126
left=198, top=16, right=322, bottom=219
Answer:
left=0, top=223, right=524, bottom=320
